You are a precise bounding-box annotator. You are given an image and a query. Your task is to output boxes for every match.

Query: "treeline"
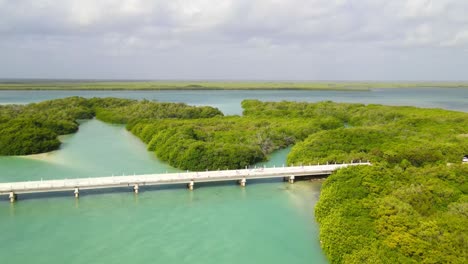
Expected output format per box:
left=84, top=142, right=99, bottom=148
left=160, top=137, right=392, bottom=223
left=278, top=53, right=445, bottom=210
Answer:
left=287, top=123, right=466, bottom=167
left=2, top=81, right=468, bottom=90
left=0, top=97, right=93, bottom=155
left=123, top=99, right=467, bottom=172
left=127, top=116, right=342, bottom=170
left=0, top=97, right=222, bottom=155
left=94, top=99, right=222, bottom=124
left=242, top=100, right=468, bottom=166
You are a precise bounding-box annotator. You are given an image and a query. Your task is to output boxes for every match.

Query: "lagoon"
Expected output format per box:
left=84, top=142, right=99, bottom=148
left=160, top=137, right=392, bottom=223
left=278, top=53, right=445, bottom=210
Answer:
left=0, top=88, right=467, bottom=263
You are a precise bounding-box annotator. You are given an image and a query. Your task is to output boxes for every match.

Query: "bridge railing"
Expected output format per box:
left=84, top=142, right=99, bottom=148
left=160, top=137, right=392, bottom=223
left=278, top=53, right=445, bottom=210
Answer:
left=1, top=162, right=372, bottom=198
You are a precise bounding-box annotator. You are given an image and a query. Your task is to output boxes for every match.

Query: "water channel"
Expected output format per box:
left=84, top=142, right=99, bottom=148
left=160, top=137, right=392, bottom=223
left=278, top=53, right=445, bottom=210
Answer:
left=0, top=88, right=466, bottom=263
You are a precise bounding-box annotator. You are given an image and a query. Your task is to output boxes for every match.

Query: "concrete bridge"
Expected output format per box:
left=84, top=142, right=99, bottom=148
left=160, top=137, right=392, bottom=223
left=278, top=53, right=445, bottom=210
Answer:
left=1, top=162, right=371, bottom=202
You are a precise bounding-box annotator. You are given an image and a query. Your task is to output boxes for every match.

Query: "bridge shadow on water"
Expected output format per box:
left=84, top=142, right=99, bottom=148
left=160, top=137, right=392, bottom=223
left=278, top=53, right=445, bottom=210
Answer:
left=2, top=175, right=328, bottom=202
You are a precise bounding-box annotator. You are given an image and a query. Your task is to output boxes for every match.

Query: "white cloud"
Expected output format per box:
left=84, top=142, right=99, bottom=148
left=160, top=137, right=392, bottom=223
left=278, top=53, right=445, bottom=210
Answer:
left=442, top=30, right=468, bottom=47
left=169, top=1, right=233, bottom=27
left=400, top=0, right=446, bottom=18
left=403, top=24, right=434, bottom=46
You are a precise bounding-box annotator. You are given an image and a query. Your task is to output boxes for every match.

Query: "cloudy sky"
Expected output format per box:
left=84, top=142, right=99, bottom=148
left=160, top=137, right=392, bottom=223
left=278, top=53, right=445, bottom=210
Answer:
left=1, top=0, right=467, bottom=80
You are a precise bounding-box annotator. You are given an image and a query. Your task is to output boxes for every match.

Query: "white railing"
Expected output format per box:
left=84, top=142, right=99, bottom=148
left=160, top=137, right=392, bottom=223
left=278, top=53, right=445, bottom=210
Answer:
left=0, top=162, right=371, bottom=195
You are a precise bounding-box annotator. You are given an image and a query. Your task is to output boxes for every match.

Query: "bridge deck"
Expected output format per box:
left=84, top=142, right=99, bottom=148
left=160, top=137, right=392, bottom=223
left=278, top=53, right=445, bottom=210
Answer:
left=0, top=163, right=370, bottom=195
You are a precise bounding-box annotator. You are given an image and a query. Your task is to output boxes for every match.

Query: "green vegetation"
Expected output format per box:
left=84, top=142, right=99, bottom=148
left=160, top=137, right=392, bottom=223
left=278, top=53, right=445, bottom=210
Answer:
left=282, top=102, right=468, bottom=166
left=263, top=100, right=468, bottom=263
left=126, top=116, right=341, bottom=170
left=0, top=97, right=222, bottom=155
left=0, top=97, right=92, bottom=155
left=1, top=97, right=467, bottom=263
left=315, top=164, right=467, bottom=263
left=244, top=100, right=467, bottom=168
left=1, top=80, right=468, bottom=90
left=94, top=99, right=222, bottom=124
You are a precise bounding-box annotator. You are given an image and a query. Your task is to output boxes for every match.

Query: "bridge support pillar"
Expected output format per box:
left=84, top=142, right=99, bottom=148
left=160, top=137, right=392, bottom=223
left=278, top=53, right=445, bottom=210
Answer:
left=9, top=192, right=17, bottom=203
left=74, top=188, right=79, bottom=198
left=188, top=180, right=194, bottom=191
left=133, top=184, right=139, bottom=194
left=239, top=178, right=246, bottom=187
left=289, top=175, right=295, bottom=184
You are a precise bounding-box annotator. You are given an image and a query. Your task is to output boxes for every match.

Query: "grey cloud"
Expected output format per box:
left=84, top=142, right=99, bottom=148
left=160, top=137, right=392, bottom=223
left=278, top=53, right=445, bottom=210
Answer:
left=1, top=0, right=466, bottom=46
left=0, top=0, right=467, bottom=80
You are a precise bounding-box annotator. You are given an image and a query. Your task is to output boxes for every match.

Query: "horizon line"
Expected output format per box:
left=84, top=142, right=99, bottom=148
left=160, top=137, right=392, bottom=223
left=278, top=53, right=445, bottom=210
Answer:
left=1, top=78, right=468, bottom=83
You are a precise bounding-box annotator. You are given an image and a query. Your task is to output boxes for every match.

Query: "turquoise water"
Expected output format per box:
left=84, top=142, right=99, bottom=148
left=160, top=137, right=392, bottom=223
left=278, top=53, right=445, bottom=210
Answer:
left=0, top=119, right=179, bottom=182
left=1, top=88, right=466, bottom=263
left=0, top=118, right=327, bottom=264
left=1, top=180, right=325, bottom=264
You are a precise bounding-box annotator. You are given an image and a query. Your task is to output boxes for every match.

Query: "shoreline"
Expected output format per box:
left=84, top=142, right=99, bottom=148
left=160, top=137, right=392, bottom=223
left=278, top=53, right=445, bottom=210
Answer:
left=1, top=81, right=468, bottom=91
left=14, top=134, right=71, bottom=161
left=16, top=151, right=57, bottom=161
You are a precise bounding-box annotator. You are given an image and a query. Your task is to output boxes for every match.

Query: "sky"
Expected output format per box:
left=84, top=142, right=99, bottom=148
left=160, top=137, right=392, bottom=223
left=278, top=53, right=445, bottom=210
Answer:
left=0, top=0, right=467, bottom=81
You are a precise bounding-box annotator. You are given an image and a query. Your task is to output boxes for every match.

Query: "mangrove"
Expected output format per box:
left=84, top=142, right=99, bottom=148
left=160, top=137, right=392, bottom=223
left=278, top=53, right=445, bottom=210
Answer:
left=0, top=97, right=222, bottom=155
left=1, top=97, right=467, bottom=263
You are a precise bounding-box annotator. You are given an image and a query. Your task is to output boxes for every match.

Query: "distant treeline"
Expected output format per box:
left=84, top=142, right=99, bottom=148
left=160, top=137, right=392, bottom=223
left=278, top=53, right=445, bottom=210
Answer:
left=1, top=80, right=468, bottom=90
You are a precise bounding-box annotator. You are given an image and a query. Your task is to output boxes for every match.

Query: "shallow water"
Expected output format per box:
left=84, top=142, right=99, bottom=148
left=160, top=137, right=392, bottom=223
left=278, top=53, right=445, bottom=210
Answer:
left=0, top=118, right=327, bottom=263
left=0, top=120, right=178, bottom=182
left=1, top=170, right=326, bottom=264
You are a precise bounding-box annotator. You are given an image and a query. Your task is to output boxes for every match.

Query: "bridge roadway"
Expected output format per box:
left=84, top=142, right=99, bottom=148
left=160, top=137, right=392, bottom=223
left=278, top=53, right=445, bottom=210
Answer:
left=1, top=162, right=370, bottom=202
